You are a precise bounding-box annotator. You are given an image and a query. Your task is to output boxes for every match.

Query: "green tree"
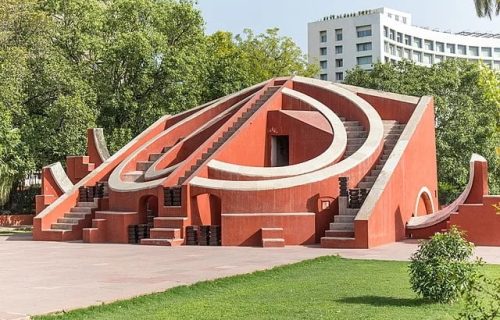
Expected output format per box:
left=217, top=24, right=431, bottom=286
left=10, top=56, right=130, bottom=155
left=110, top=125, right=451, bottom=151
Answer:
left=474, top=0, right=500, bottom=18
left=345, top=60, right=500, bottom=203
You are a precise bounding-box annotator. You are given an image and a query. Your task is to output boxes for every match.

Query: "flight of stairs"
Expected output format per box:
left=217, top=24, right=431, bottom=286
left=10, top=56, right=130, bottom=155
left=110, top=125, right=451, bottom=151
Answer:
left=322, top=120, right=405, bottom=246
left=261, top=227, right=285, bottom=248
left=48, top=201, right=97, bottom=240
left=340, top=118, right=368, bottom=159
left=177, top=86, right=280, bottom=185
left=123, top=145, right=172, bottom=182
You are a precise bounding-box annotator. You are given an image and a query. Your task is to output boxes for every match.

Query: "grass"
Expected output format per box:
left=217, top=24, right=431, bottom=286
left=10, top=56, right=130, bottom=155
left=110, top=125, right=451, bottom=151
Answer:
left=33, top=256, right=500, bottom=320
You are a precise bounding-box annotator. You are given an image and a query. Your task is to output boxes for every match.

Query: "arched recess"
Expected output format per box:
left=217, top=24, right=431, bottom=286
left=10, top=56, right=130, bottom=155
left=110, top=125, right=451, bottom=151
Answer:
left=192, top=193, right=222, bottom=226
left=138, top=195, right=159, bottom=225
left=414, top=187, right=435, bottom=217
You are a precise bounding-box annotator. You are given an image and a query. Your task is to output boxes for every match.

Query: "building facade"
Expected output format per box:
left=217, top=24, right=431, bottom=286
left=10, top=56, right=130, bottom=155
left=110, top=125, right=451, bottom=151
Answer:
left=308, top=7, right=500, bottom=82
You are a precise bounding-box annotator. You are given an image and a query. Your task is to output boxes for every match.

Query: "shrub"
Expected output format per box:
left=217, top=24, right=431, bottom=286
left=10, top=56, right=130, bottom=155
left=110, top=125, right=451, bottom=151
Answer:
left=408, top=226, right=480, bottom=303
left=458, top=274, right=500, bottom=320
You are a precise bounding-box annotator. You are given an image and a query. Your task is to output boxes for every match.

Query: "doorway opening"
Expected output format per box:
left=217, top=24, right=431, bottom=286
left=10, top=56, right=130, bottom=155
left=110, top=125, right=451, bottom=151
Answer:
left=271, top=135, right=289, bottom=167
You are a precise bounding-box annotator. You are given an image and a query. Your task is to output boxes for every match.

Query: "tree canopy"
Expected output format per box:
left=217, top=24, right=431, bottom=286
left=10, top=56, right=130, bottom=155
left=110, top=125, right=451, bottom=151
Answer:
left=0, top=0, right=317, bottom=206
left=345, top=59, right=500, bottom=203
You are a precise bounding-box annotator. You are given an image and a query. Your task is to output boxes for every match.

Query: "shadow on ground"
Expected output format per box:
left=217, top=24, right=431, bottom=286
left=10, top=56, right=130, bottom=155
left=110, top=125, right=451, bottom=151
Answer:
left=337, top=295, right=431, bottom=307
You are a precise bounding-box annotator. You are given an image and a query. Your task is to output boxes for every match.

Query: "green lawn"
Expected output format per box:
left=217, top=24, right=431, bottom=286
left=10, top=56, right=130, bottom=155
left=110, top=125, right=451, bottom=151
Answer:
left=34, top=256, right=500, bottom=320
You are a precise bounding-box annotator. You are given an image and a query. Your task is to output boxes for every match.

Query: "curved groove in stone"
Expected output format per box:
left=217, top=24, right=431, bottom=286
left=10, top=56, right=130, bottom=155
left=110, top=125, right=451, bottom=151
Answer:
left=92, top=128, right=111, bottom=162
left=107, top=82, right=266, bottom=192
left=45, top=162, right=74, bottom=194
left=143, top=95, right=253, bottom=181
left=406, top=153, right=485, bottom=229
left=189, top=76, right=384, bottom=191
left=207, top=87, right=347, bottom=178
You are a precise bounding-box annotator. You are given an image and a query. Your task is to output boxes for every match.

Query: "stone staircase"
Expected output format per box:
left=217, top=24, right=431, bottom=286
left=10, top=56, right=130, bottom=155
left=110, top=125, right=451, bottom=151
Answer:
left=261, top=227, right=285, bottom=248
left=340, top=118, right=368, bottom=159
left=122, top=145, right=173, bottom=182
left=177, top=86, right=280, bottom=185
left=47, top=200, right=98, bottom=240
left=321, top=120, right=405, bottom=246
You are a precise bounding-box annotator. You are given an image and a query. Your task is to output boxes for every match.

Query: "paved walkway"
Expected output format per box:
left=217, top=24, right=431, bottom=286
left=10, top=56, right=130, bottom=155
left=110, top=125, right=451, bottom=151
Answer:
left=1, top=234, right=500, bottom=320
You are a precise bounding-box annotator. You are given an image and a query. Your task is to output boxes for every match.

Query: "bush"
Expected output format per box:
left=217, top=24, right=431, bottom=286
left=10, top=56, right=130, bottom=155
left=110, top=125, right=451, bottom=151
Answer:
left=408, top=226, right=480, bottom=303
left=458, top=274, right=500, bottom=320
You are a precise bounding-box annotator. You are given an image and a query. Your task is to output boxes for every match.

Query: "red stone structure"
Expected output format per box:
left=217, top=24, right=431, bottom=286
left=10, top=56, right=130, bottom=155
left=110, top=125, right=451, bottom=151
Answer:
left=32, top=77, right=500, bottom=248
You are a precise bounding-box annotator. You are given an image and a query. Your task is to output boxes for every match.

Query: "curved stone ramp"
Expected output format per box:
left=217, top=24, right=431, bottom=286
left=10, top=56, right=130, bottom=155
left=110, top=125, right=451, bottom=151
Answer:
left=44, top=162, right=74, bottom=194
left=89, top=128, right=111, bottom=163
left=107, top=82, right=265, bottom=192
left=143, top=95, right=253, bottom=181
left=189, top=76, right=384, bottom=191
left=406, top=153, right=485, bottom=230
left=206, top=87, right=347, bottom=179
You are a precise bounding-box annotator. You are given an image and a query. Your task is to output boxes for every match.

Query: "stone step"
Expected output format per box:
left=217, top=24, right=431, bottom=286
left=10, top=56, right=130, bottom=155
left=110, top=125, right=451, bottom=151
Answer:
left=77, top=202, right=96, bottom=208
left=346, top=131, right=368, bottom=138
left=363, top=176, right=377, bottom=182
left=140, top=238, right=184, bottom=246
left=371, top=169, right=381, bottom=176
left=149, top=153, right=163, bottom=162
left=123, top=171, right=144, bottom=182
left=340, top=208, right=360, bottom=216
left=261, top=227, right=284, bottom=239
left=385, top=140, right=397, bottom=147
left=324, top=230, right=355, bottom=237
left=70, top=206, right=93, bottom=213
left=162, top=146, right=172, bottom=153
left=358, top=181, right=374, bottom=189
left=136, top=161, right=154, bottom=171
left=375, top=164, right=384, bottom=170
left=346, top=144, right=362, bottom=152
left=321, top=236, right=357, bottom=248
left=384, top=128, right=404, bottom=134
left=345, top=126, right=364, bottom=132
left=329, top=222, right=354, bottom=231
left=262, top=238, right=285, bottom=248
left=51, top=223, right=74, bottom=230
left=382, top=120, right=398, bottom=125
left=57, top=217, right=82, bottom=224
left=149, top=228, right=181, bottom=239
left=347, top=138, right=367, bottom=144
left=334, top=215, right=356, bottom=223
left=342, top=121, right=360, bottom=127
left=384, top=133, right=400, bottom=141
left=65, top=212, right=88, bottom=219
left=154, top=217, right=188, bottom=229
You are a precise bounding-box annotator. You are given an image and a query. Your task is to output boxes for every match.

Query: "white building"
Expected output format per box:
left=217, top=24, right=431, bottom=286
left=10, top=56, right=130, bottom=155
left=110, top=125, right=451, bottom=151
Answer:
left=308, top=7, right=500, bottom=82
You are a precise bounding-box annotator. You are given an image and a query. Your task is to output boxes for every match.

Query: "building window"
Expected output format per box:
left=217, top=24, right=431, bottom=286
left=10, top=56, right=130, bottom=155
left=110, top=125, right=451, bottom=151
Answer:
left=396, top=32, right=403, bottom=43
left=320, top=47, right=327, bottom=56
left=424, top=40, right=434, bottom=51
left=320, top=60, right=327, bottom=69
left=481, top=47, right=492, bottom=57
left=423, top=53, right=433, bottom=64
left=389, top=44, right=396, bottom=55
left=335, top=45, right=343, bottom=54
left=357, top=55, right=372, bottom=65
left=435, top=55, right=444, bottom=63
left=384, top=26, right=388, bottom=38
left=404, top=35, right=411, bottom=46
left=404, top=48, right=411, bottom=59
left=388, top=13, right=392, bottom=18
left=335, top=59, right=343, bottom=67
left=384, top=41, right=389, bottom=53
left=457, top=45, right=466, bottom=55
left=335, top=29, right=342, bottom=41
left=335, top=72, right=344, bottom=81
left=469, top=46, right=479, bottom=56
left=357, top=42, right=372, bottom=51
left=320, top=74, right=328, bottom=80
left=447, top=44, right=456, bottom=54
left=320, top=31, right=327, bottom=43
left=414, top=37, right=422, bottom=49
left=402, top=17, right=407, bottom=24
left=412, top=51, right=422, bottom=63
left=356, top=25, right=372, bottom=37
left=494, top=48, right=500, bottom=58
left=436, top=42, right=444, bottom=52
left=395, top=15, right=400, bottom=21
left=494, top=61, right=500, bottom=70
left=397, top=46, right=403, bottom=57
left=389, top=29, right=395, bottom=41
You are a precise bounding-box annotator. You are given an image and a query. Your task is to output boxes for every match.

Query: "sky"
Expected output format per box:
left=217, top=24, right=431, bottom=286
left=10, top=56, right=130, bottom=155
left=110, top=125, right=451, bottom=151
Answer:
left=196, top=0, right=500, bottom=52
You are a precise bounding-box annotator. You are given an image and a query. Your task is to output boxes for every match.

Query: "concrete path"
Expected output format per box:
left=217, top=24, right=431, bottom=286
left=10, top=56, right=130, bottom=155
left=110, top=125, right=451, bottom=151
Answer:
left=1, top=234, right=500, bottom=320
